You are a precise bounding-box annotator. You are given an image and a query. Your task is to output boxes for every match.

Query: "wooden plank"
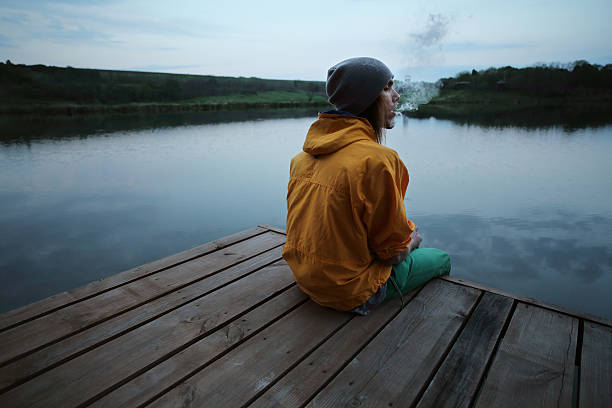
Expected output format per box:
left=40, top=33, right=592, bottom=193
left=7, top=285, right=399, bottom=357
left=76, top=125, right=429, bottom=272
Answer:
left=258, top=224, right=287, bottom=235
left=0, top=246, right=284, bottom=393
left=250, top=288, right=420, bottom=408
left=475, top=303, right=578, bottom=408
left=0, top=226, right=268, bottom=332
left=90, top=285, right=308, bottom=408
left=441, top=275, right=612, bottom=328
left=580, top=321, right=612, bottom=407
left=306, top=279, right=481, bottom=408
left=0, top=231, right=285, bottom=365
left=416, top=292, right=514, bottom=408
left=0, top=260, right=296, bottom=408
left=147, top=301, right=352, bottom=408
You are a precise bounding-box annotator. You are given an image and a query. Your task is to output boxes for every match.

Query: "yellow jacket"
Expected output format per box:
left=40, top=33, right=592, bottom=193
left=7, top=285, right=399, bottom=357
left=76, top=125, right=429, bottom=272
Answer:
left=282, top=113, right=415, bottom=311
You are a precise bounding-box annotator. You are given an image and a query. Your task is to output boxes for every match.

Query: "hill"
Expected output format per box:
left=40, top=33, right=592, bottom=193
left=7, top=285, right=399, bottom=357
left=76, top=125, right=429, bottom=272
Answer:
left=0, top=62, right=330, bottom=114
left=405, top=61, right=612, bottom=125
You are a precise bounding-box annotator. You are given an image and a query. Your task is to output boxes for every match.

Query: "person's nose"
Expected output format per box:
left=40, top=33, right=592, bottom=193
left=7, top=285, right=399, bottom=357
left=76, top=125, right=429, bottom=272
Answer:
left=392, top=89, right=400, bottom=102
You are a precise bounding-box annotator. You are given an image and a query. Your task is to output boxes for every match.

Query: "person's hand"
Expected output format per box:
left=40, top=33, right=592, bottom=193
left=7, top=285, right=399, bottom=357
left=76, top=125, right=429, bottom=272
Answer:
left=379, top=227, right=422, bottom=265
left=409, top=226, right=422, bottom=251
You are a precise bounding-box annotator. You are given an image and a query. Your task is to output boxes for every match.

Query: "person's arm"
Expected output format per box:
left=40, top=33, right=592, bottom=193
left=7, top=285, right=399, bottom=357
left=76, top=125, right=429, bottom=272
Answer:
left=362, top=154, right=415, bottom=264
left=379, top=227, right=422, bottom=265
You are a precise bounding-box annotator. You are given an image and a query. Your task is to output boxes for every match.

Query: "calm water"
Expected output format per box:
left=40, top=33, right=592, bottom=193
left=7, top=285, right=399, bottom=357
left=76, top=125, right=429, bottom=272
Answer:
left=1, top=110, right=611, bottom=319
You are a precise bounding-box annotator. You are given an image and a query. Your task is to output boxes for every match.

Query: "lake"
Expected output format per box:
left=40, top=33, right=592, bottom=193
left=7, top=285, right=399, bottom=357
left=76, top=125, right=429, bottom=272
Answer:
left=1, top=109, right=611, bottom=320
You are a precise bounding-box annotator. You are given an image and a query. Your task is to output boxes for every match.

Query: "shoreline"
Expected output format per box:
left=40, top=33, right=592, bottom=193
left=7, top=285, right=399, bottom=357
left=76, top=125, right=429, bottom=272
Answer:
left=404, top=89, right=612, bottom=117
left=0, top=100, right=331, bottom=116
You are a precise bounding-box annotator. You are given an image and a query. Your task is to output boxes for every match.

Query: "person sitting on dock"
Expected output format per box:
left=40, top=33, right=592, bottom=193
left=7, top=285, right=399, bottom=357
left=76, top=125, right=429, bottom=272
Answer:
left=282, top=57, right=451, bottom=315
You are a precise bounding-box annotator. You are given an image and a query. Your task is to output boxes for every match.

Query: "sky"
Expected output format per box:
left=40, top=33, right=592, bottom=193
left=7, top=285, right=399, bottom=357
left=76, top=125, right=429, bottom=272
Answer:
left=1, top=0, right=611, bottom=82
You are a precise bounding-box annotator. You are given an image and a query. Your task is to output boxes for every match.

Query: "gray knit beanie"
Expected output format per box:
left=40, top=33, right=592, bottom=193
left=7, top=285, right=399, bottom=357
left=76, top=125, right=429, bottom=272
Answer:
left=326, top=57, right=393, bottom=115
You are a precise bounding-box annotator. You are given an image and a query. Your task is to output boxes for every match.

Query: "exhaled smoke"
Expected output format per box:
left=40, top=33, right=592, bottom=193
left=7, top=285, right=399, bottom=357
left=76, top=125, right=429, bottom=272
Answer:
left=406, top=13, right=450, bottom=66
left=411, top=13, right=449, bottom=48
left=396, top=13, right=448, bottom=110
left=395, top=77, right=441, bottom=112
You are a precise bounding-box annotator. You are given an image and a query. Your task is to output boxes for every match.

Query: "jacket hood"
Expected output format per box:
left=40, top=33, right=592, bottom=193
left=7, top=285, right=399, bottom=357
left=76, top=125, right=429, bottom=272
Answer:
left=303, top=113, right=376, bottom=156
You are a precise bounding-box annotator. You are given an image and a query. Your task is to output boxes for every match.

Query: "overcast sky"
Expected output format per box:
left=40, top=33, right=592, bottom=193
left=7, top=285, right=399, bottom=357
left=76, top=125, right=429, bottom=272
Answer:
left=1, top=0, right=611, bottom=82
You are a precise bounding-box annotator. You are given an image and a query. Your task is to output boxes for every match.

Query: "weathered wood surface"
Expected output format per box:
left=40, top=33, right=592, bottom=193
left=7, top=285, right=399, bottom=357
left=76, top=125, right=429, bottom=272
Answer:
left=90, top=285, right=308, bottom=408
left=475, top=303, right=578, bottom=408
left=306, top=280, right=481, bottom=408
left=0, top=226, right=268, bottom=332
left=0, top=230, right=285, bottom=366
left=440, top=274, right=612, bottom=327
left=0, top=246, right=285, bottom=392
left=416, top=292, right=514, bottom=408
left=580, top=321, right=612, bottom=408
left=249, top=288, right=420, bottom=408
left=0, top=225, right=609, bottom=408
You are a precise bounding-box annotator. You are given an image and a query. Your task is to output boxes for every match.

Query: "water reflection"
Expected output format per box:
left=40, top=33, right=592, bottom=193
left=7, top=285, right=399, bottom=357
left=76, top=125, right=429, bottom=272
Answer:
left=0, top=108, right=321, bottom=145
left=404, top=106, right=612, bottom=132
left=414, top=211, right=612, bottom=317
left=0, top=110, right=611, bottom=320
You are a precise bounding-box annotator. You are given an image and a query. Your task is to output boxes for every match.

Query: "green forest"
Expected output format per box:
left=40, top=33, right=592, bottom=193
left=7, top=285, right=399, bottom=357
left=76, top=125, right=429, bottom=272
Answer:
left=409, top=60, right=612, bottom=121
left=441, top=60, right=612, bottom=96
left=2, top=60, right=612, bottom=117
left=0, top=61, right=329, bottom=114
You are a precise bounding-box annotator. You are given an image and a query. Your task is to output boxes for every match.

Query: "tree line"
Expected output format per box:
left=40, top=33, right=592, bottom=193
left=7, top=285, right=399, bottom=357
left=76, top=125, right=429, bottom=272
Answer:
left=0, top=61, right=326, bottom=105
left=440, top=60, right=612, bottom=97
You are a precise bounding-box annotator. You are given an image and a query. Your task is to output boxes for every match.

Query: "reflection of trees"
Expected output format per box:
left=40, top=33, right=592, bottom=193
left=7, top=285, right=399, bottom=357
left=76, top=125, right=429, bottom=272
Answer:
left=0, top=108, right=321, bottom=145
left=406, top=105, right=612, bottom=131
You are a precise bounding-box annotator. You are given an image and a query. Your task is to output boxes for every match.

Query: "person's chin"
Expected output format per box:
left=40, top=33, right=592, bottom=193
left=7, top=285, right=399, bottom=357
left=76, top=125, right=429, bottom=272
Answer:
left=385, top=111, right=397, bottom=129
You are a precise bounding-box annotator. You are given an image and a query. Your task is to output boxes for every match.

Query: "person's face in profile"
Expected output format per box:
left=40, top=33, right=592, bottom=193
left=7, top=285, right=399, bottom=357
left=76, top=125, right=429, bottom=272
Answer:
left=379, top=80, right=400, bottom=129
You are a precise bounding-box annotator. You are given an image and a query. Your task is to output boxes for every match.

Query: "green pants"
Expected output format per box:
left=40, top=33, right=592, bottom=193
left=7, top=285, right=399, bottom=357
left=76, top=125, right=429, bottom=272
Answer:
left=384, top=248, right=451, bottom=300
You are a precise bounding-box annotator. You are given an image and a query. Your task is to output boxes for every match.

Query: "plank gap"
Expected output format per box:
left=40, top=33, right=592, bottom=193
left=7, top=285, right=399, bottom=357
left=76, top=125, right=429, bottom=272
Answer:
left=575, top=319, right=584, bottom=368
left=572, top=365, right=579, bottom=408
left=410, top=290, right=485, bottom=408
left=0, top=243, right=284, bottom=373
left=572, top=319, right=584, bottom=408
left=0, top=228, right=270, bottom=335
left=468, top=298, right=518, bottom=408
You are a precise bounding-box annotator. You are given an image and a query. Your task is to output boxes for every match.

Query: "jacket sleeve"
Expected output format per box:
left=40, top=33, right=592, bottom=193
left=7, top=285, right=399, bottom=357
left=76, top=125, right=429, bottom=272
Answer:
left=361, top=155, right=415, bottom=260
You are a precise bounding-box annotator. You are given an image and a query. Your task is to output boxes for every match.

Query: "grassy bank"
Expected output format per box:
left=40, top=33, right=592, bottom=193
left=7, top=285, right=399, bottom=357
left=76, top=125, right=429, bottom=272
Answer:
left=0, top=62, right=331, bottom=115
left=405, top=89, right=612, bottom=117
left=403, top=88, right=612, bottom=129
left=404, top=61, right=612, bottom=122
left=1, top=91, right=330, bottom=115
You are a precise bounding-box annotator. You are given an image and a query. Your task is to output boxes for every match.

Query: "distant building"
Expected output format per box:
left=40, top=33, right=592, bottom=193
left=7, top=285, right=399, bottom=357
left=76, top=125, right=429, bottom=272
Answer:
left=452, top=81, right=471, bottom=89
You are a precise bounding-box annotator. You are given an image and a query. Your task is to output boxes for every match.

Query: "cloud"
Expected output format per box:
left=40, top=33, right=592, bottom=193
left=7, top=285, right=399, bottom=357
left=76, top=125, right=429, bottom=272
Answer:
left=0, top=2, right=226, bottom=52
left=413, top=211, right=612, bottom=286
left=43, top=23, right=115, bottom=43
left=0, top=5, right=116, bottom=46
left=0, top=12, right=29, bottom=25
left=1, top=0, right=114, bottom=5
left=0, top=33, right=16, bottom=48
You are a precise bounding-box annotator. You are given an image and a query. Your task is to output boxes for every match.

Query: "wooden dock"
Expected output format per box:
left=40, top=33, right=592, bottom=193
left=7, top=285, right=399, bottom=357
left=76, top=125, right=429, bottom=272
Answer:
left=0, top=225, right=610, bottom=407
